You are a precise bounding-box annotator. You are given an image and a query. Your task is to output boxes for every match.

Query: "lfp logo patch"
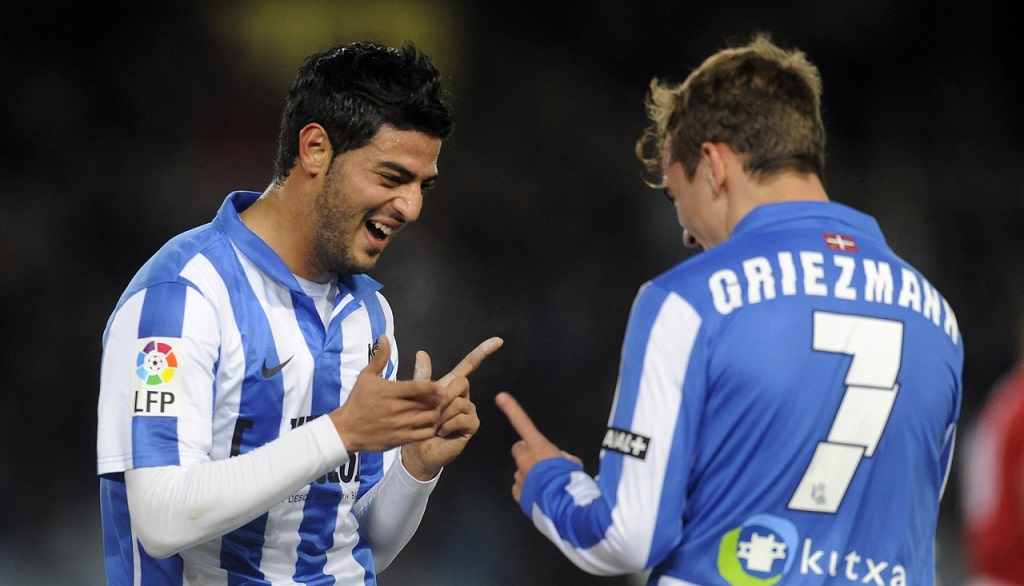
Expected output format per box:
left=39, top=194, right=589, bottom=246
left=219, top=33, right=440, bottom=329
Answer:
left=717, top=514, right=798, bottom=585
left=137, top=340, right=177, bottom=385
left=133, top=338, right=182, bottom=416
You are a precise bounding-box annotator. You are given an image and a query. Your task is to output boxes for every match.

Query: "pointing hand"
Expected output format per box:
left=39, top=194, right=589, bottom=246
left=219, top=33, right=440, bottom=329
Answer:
left=400, top=337, right=504, bottom=480
left=330, top=336, right=445, bottom=453
left=495, top=392, right=580, bottom=502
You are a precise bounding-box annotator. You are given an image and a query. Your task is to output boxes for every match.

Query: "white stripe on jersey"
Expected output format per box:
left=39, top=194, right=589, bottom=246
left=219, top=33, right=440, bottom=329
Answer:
left=179, top=541, right=223, bottom=584
left=97, top=291, right=148, bottom=474
left=609, top=292, right=700, bottom=558
left=174, top=283, right=219, bottom=465
left=178, top=252, right=240, bottom=463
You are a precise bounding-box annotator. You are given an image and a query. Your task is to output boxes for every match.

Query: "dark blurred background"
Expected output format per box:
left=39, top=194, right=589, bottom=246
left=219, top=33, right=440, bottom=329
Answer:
left=1, top=1, right=1021, bottom=584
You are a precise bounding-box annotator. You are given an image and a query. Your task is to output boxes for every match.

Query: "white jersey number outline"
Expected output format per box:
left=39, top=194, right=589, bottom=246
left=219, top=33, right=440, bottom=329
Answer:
left=788, top=311, right=904, bottom=513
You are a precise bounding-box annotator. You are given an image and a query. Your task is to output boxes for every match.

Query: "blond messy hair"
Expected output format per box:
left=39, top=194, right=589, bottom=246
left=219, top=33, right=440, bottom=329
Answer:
left=636, top=33, right=825, bottom=187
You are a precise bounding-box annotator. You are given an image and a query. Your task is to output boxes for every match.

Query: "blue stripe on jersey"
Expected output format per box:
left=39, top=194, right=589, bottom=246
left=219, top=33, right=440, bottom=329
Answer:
left=222, top=527, right=271, bottom=586
left=520, top=457, right=612, bottom=549
left=132, top=416, right=180, bottom=467
left=354, top=288, right=389, bottom=527
left=201, top=242, right=283, bottom=580
left=100, top=476, right=137, bottom=584
left=362, top=293, right=393, bottom=379
left=353, top=426, right=383, bottom=494
left=101, top=477, right=185, bottom=585
left=138, top=282, right=187, bottom=338
left=352, top=542, right=376, bottom=586
left=295, top=286, right=341, bottom=584
left=131, top=283, right=189, bottom=467
left=355, top=451, right=384, bottom=501
left=138, top=540, right=186, bottom=585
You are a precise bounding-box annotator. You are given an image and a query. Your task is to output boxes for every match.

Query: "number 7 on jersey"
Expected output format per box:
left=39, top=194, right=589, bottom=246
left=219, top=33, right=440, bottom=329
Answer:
left=788, top=311, right=904, bottom=513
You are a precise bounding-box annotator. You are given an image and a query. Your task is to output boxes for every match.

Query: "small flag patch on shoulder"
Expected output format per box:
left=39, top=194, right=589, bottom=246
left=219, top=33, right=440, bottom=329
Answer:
left=823, top=233, right=858, bottom=252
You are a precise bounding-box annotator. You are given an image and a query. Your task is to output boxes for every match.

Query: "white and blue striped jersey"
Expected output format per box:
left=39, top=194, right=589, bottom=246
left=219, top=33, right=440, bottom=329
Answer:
left=97, top=191, right=411, bottom=585
left=519, top=201, right=963, bottom=585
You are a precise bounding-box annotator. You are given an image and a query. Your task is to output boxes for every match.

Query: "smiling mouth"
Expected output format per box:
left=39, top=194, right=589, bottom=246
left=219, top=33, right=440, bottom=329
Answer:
left=366, top=220, right=394, bottom=241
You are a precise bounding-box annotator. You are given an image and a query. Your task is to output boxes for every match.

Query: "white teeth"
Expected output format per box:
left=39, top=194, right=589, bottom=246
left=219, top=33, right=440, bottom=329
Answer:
left=371, top=221, right=393, bottom=236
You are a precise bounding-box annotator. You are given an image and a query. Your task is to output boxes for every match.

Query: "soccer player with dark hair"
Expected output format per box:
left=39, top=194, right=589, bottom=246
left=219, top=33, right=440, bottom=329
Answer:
left=97, top=41, right=501, bottom=585
left=498, top=34, right=962, bottom=585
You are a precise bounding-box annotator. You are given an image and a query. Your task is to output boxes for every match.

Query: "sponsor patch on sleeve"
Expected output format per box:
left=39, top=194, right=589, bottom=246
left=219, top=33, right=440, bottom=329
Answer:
left=131, top=338, right=183, bottom=416
left=602, top=427, right=651, bottom=460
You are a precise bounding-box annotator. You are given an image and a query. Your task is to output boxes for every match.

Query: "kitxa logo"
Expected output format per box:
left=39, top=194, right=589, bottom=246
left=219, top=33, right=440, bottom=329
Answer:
left=717, top=514, right=799, bottom=585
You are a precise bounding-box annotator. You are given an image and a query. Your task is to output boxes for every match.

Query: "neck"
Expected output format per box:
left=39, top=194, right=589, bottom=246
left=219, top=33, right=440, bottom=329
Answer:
left=752, top=172, right=829, bottom=203
left=726, top=171, right=828, bottom=235
left=239, top=181, right=323, bottom=281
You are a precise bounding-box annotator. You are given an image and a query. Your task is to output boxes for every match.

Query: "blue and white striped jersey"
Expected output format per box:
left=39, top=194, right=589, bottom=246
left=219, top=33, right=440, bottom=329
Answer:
left=519, top=201, right=963, bottom=585
left=97, top=191, right=407, bottom=585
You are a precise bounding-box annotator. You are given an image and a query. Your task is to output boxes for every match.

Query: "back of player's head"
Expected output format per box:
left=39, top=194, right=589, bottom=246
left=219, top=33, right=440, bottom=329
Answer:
left=637, top=33, right=825, bottom=183
left=272, top=41, right=453, bottom=183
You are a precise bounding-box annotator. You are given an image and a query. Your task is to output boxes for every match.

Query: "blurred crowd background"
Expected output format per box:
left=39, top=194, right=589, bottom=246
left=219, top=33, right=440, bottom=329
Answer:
left=1, top=1, right=1021, bottom=584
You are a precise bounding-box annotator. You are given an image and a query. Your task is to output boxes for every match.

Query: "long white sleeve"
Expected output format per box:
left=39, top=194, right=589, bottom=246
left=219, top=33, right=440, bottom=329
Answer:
left=125, top=415, right=348, bottom=558
left=353, top=451, right=439, bottom=571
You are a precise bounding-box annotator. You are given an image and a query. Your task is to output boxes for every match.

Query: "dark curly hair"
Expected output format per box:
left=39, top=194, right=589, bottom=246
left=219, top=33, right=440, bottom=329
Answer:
left=272, top=41, right=453, bottom=183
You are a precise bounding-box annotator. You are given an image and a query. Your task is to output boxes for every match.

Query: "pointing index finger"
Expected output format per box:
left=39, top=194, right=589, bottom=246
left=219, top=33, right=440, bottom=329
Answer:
left=495, top=392, right=545, bottom=443
left=438, top=337, right=504, bottom=386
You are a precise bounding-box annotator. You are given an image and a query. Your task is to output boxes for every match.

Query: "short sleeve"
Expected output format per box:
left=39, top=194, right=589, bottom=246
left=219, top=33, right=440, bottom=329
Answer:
left=97, top=281, right=220, bottom=475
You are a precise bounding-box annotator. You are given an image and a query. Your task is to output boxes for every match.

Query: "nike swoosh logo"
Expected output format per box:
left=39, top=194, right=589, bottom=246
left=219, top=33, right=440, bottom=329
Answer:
left=261, top=356, right=293, bottom=378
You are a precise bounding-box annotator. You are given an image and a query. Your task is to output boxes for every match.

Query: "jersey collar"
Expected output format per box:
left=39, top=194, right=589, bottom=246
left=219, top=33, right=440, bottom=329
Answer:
left=214, top=191, right=383, bottom=301
left=731, top=201, right=887, bottom=244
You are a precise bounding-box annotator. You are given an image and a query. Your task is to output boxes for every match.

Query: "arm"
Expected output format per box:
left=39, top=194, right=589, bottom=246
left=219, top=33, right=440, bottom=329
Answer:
left=352, top=448, right=439, bottom=571
left=499, top=285, right=702, bottom=575
left=122, top=320, right=453, bottom=561
left=125, top=415, right=347, bottom=558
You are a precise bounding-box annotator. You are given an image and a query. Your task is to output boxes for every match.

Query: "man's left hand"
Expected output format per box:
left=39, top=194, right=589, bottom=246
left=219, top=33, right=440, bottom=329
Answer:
left=401, top=337, right=503, bottom=480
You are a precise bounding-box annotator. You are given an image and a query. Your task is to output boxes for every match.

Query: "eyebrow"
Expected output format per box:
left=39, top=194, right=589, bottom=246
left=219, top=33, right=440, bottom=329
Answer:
left=379, top=162, right=438, bottom=184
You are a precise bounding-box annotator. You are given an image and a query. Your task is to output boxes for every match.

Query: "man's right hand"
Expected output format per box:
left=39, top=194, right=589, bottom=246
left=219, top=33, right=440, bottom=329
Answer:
left=496, top=391, right=576, bottom=503
left=329, top=336, right=446, bottom=453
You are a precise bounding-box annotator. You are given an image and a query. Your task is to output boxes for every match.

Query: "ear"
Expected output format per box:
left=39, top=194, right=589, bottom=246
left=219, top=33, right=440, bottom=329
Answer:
left=297, top=123, right=333, bottom=178
left=700, top=142, right=728, bottom=196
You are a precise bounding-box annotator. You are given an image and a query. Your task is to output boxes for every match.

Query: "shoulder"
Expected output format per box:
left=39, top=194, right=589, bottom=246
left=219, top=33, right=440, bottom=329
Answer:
left=114, top=223, right=229, bottom=312
left=370, top=289, right=395, bottom=320
left=134, top=222, right=226, bottom=280
left=642, top=240, right=751, bottom=311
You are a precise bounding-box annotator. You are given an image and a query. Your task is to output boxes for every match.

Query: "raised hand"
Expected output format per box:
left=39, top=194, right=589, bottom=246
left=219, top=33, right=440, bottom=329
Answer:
left=329, top=336, right=445, bottom=453
left=400, top=337, right=504, bottom=481
left=495, top=391, right=580, bottom=502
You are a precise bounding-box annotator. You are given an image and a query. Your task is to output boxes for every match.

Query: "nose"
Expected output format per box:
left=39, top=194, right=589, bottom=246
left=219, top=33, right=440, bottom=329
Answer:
left=393, top=185, right=423, bottom=222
